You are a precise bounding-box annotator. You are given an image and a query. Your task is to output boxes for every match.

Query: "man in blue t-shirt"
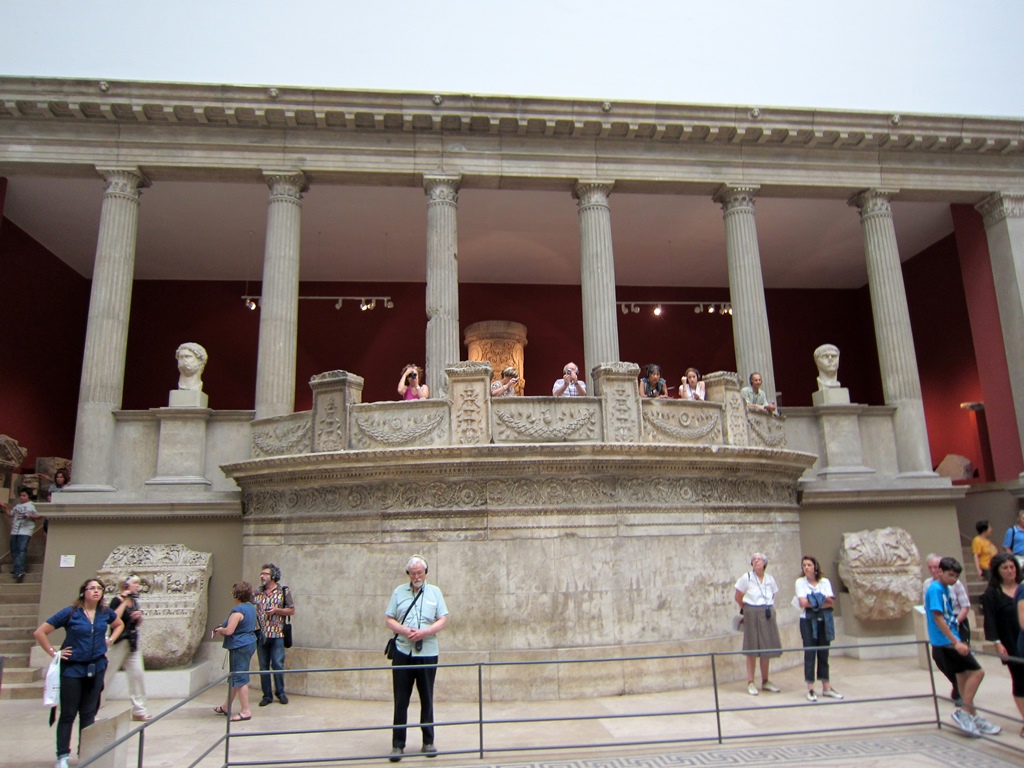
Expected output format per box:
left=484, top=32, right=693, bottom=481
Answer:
left=1003, top=511, right=1024, bottom=557
left=925, top=557, right=999, bottom=737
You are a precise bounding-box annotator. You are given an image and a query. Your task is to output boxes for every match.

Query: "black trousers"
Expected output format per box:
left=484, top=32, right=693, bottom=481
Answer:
left=57, top=672, right=104, bottom=758
left=391, top=650, right=438, bottom=748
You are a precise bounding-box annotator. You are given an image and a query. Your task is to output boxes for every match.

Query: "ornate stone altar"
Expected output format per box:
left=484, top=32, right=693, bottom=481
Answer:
left=222, top=362, right=815, bottom=700
left=837, top=527, right=921, bottom=622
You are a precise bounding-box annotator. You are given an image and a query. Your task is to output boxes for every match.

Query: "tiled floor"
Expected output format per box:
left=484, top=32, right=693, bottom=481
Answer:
left=5, top=655, right=1023, bottom=767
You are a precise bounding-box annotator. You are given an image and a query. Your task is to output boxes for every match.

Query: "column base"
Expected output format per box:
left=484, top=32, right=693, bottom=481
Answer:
left=144, top=476, right=212, bottom=492
left=61, top=483, right=119, bottom=493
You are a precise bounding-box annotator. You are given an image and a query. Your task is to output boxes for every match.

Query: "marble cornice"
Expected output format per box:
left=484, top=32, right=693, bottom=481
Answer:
left=0, top=76, right=1021, bottom=157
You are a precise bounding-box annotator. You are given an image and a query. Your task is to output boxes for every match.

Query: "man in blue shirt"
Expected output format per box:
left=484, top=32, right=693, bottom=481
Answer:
left=1003, top=511, right=1024, bottom=558
left=925, top=557, right=1000, bottom=737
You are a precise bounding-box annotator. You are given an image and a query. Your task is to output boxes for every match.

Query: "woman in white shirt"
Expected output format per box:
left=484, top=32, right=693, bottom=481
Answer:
left=795, top=555, right=843, bottom=702
left=734, top=553, right=783, bottom=695
left=678, top=368, right=705, bottom=401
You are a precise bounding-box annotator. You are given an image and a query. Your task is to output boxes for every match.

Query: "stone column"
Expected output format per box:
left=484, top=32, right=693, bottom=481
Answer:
left=976, top=192, right=1024, bottom=478
left=849, top=189, right=933, bottom=476
left=254, top=171, right=307, bottom=420
left=714, top=184, right=777, bottom=401
left=71, top=168, right=148, bottom=490
left=574, top=181, right=619, bottom=392
left=424, top=175, right=462, bottom=399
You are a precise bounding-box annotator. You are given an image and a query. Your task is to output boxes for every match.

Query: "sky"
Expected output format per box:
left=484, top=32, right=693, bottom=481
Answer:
left=2, top=1, right=1023, bottom=118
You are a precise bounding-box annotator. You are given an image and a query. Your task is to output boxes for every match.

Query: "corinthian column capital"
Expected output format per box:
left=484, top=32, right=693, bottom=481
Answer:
left=424, top=175, right=461, bottom=205
left=713, top=184, right=759, bottom=213
left=96, top=167, right=149, bottom=199
left=573, top=181, right=614, bottom=209
left=848, top=188, right=900, bottom=220
left=976, top=192, right=1024, bottom=228
left=263, top=171, right=308, bottom=203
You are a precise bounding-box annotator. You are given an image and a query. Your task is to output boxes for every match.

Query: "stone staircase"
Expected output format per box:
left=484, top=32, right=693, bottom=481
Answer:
left=0, top=544, right=45, bottom=700
left=960, top=543, right=990, bottom=647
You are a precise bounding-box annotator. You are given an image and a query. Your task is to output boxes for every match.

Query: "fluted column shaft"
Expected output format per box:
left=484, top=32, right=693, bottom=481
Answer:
left=424, top=175, right=461, bottom=399
left=574, top=181, right=619, bottom=389
left=850, top=188, right=932, bottom=475
left=254, top=172, right=307, bottom=420
left=715, top=185, right=777, bottom=401
left=977, top=192, right=1024, bottom=475
left=71, top=168, right=147, bottom=489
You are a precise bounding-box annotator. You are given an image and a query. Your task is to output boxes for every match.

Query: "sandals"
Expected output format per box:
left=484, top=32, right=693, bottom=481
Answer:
left=214, top=706, right=228, bottom=716
left=230, top=714, right=252, bottom=722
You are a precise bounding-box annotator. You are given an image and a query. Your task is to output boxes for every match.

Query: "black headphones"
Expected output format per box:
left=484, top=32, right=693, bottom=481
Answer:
left=406, top=554, right=428, bottom=575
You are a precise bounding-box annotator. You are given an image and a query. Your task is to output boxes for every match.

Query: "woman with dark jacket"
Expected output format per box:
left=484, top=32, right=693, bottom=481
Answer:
left=981, top=553, right=1024, bottom=737
left=35, top=578, right=124, bottom=768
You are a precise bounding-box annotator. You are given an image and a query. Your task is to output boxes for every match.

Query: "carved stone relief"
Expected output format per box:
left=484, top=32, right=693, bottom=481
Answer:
left=0, top=434, right=28, bottom=473
left=98, top=544, right=213, bottom=669
left=492, top=400, right=600, bottom=442
left=351, top=404, right=448, bottom=449
left=252, top=413, right=312, bottom=458
left=465, top=321, right=528, bottom=396
left=746, top=410, right=787, bottom=448
left=641, top=402, right=723, bottom=444
left=837, top=527, right=921, bottom=621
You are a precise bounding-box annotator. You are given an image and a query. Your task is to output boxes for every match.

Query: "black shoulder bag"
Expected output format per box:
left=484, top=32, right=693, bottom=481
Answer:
left=385, top=588, right=423, bottom=659
left=281, top=585, right=293, bottom=649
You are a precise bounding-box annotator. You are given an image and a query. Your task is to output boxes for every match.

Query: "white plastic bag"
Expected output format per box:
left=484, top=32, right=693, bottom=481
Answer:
left=43, top=654, right=61, bottom=707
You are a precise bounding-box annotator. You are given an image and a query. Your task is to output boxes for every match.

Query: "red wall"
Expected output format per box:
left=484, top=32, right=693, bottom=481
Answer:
left=950, top=205, right=1024, bottom=480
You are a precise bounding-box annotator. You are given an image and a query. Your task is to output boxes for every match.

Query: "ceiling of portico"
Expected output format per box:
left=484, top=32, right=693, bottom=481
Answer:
left=2, top=176, right=954, bottom=289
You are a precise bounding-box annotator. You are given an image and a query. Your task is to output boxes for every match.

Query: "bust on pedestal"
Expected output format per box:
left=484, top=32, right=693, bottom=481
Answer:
left=169, top=342, right=209, bottom=408
left=811, top=343, right=850, bottom=406
left=808, top=343, right=874, bottom=482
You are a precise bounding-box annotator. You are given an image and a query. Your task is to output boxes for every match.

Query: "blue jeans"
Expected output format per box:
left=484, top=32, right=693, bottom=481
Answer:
left=10, top=534, right=30, bottom=578
left=256, top=636, right=286, bottom=699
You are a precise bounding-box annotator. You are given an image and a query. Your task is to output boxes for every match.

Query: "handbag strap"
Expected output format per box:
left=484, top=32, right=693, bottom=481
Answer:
left=391, top=587, right=424, bottom=640
left=281, top=585, right=291, bottom=626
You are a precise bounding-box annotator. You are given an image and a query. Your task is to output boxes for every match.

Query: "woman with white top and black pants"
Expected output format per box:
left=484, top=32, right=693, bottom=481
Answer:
left=734, top=552, right=783, bottom=695
left=795, top=555, right=844, bottom=702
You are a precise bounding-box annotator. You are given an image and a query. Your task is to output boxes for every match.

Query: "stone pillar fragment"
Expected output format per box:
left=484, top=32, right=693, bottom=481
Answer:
left=255, top=171, right=307, bottom=420
left=574, top=181, right=620, bottom=392
left=424, top=175, right=462, bottom=400
left=310, top=370, right=364, bottom=452
left=849, top=189, right=933, bottom=476
left=593, top=362, right=641, bottom=443
left=704, top=371, right=749, bottom=446
left=447, top=361, right=492, bottom=446
left=976, top=192, right=1024, bottom=477
left=71, top=168, right=148, bottom=490
left=714, top=184, right=777, bottom=402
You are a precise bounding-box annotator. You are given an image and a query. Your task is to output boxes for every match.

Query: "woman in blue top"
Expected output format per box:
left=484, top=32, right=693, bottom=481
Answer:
left=211, top=581, right=258, bottom=721
left=35, top=578, right=124, bottom=768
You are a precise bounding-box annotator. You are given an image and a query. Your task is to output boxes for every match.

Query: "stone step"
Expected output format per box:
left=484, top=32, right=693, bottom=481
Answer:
left=0, top=679, right=45, bottom=699
left=0, top=612, right=36, bottom=628
left=0, top=653, right=31, bottom=668
left=0, top=591, right=42, bottom=605
left=0, top=604, right=38, bottom=618
left=0, top=572, right=43, bottom=585
left=0, top=626, right=35, bottom=641
left=0, top=636, right=33, bottom=651
left=1, top=666, right=45, bottom=684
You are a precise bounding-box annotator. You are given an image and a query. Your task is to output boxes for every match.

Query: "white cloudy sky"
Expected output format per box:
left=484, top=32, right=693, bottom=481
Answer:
left=2, top=1, right=1022, bottom=117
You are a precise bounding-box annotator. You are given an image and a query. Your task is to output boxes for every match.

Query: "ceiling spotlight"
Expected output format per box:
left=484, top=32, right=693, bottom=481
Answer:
left=654, top=305, right=662, bottom=316
left=244, top=298, right=257, bottom=311
left=620, top=304, right=628, bottom=315
left=360, top=300, right=369, bottom=311
left=335, top=299, right=344, bottom=310
left=694, top=304, right=702, bottom=314
left=384, top=299, right=394, bottom=309
left=631, top=304, right=640, bottom=313
left=707, top=304, right=715, bottom=313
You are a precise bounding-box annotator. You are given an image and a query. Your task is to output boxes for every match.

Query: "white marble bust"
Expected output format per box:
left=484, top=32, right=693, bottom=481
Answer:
left=813, top=343, right=840, bottom=390
left=176, top=342, right=208, bottom=391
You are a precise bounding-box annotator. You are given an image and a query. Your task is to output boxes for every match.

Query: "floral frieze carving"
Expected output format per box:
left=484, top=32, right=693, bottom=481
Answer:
left=252, top=414, right=312, bottom=458
left=746, top=411, right=787, bottom=448
left=492, top=401, right=599, bottom=442
left=641, top=403, right=723, bottom=444
left=352, top=409, right=446, bottom=449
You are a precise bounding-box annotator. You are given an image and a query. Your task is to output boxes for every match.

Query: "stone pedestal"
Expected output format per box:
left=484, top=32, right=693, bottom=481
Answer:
left=814, top=404, right=876, bottom=481
left=812, top=387, right=850, bottom=406
left=145, top=407, right=212, bottom=491
left=447, top=361, right=492, bottom=446
left=309, top=370, right=364, bottom=452
left=705, top=371, right=750, bottom=446
left=169, top=389, right=208, bottom=408
left=464, top=320, right=528, bottom=395
left=593, top=362, right=641, bottom=443
left=80, top=707, right=130, bottom=768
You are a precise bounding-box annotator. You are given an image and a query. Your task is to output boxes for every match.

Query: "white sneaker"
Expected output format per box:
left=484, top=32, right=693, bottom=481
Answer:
left=56, top=757, right=70, bottom=768
left=971, top=713, right=1002, bottom=735
left=761, top=680, right=781, bottom=693
left=821, top=688, right=844, bottom=699
left=951, top=709, right=980, bottom=737
left=747, top=682, right=759, bottom=696
left=806, top=690, right=817, bottom=702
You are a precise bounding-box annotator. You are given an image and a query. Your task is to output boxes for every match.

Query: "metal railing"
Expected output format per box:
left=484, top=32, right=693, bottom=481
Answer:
left=74, top=639, right=1024, bottom=768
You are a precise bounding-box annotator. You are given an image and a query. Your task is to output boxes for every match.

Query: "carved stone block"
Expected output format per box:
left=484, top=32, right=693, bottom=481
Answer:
left=0, top=434, right=28, bottom=473
left=593, top=362, right=641, bottom=443
left=252, top=412, right=313, bottom=458
left=492, top=398, right=600, bottom=442
left=98, top=544, right=213, bottom=669
left=310, top=370, right=364, bottom=452
left=641, top=401, right=723, bottom=444
left=837, top=527, right=921, bottom=622
left=705, top=372, right=750, bottom=447
left=350, top=401, right=450, bottom=449
left=447, top=361, right=493, bottom=446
